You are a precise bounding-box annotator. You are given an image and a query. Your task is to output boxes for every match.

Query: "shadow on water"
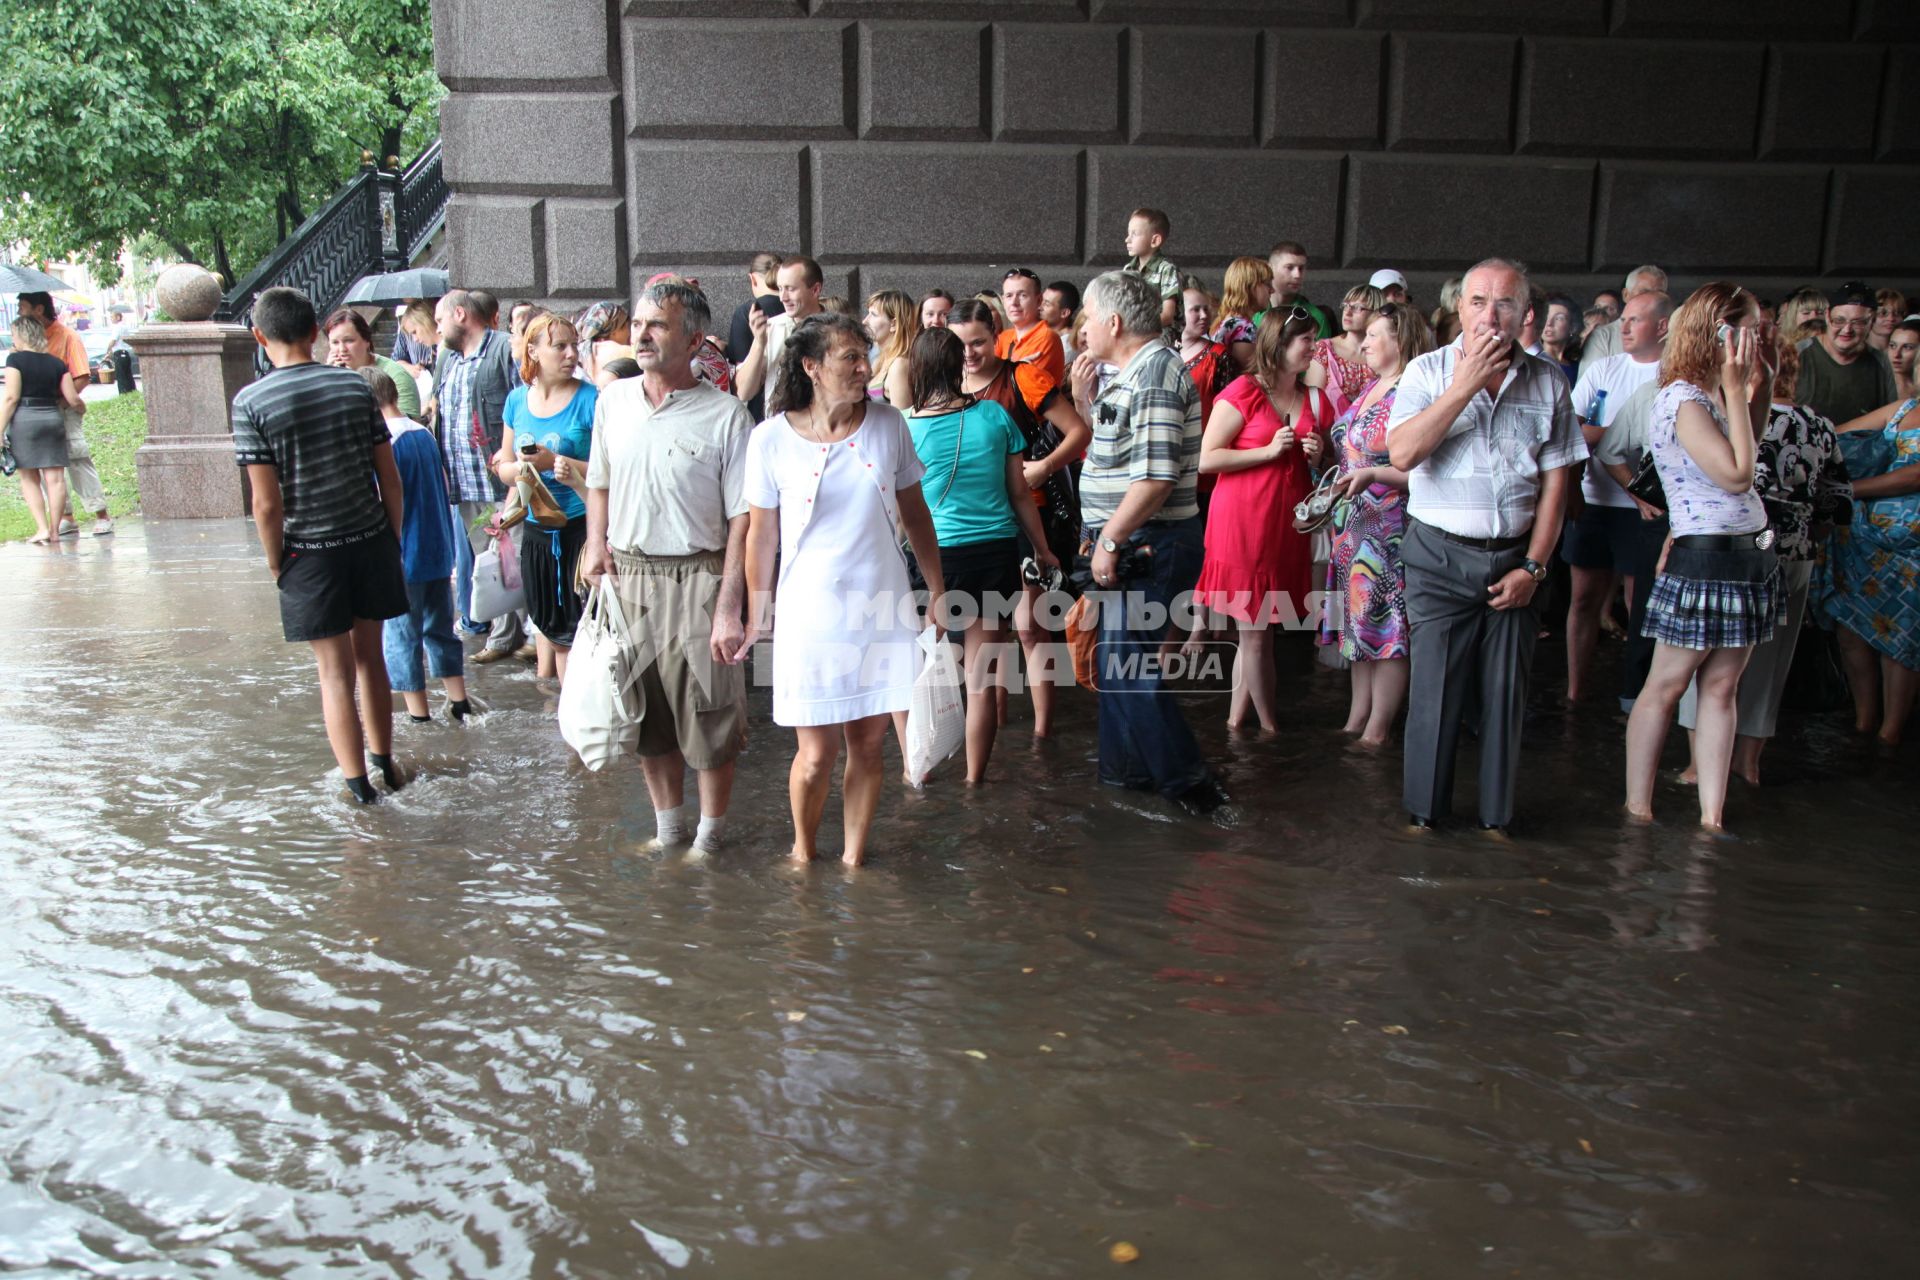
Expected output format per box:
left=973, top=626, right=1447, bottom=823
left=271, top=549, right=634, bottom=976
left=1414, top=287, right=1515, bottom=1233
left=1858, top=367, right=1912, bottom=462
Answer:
left=2, top=520, right=1917, bottom=1276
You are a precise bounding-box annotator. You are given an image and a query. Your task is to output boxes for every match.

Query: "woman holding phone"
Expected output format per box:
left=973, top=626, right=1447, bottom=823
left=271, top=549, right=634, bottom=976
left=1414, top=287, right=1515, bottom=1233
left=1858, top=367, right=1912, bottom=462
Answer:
left=500, top=312, right=598, bottom=679
left=1624, top=283, right=1778, bottom=831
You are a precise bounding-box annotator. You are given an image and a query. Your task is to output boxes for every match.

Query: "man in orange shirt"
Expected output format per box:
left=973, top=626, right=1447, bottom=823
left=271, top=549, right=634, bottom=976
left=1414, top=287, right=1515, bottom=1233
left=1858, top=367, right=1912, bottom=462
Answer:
left=995, top=269, right=1066, bottom=414
left=18, top=292, right=111, bottom=535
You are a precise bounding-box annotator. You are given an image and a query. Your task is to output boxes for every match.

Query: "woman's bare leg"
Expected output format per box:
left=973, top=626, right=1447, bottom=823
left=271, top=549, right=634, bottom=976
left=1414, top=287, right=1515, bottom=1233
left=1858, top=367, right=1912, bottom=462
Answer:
left=1360, top=656, right=1408, bottom=747
left=1691, top=646, right=1755, bottom=829
left=840, top=714, right=889, bottom=866
left=1881, top=654, right=1917, bottom=746
left=1625, top=642, right=1710, bottom=820
left=18, top=470, right=52, bottom=540
left=1016, top=585, right=1056, bottom=738
left=1343, top=659, right=1374, bottom=735
left=1836, top=624, right=1880, bottom=734
left=789, top=726, right=840, bottom=861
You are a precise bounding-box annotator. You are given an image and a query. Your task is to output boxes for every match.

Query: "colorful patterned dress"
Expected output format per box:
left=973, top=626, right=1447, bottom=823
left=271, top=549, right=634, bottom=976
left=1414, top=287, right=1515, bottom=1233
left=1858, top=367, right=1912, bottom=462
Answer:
left=1815, top=397, right=1920, bottom=668
left=1312, top=338, right=1372, bottom=413
left=1320, top=382, right=1410, bottom=661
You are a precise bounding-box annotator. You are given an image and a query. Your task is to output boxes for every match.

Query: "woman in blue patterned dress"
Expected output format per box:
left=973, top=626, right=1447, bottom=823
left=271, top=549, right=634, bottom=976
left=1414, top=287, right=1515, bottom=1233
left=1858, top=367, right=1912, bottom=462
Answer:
left=1819, top=393, right=1920, bottom=744
left=1321, top=303, right=1434, bottom=746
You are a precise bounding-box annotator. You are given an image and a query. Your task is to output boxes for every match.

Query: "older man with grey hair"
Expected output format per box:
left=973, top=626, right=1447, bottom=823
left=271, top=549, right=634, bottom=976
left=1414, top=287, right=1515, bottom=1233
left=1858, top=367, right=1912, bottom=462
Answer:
left=582, top=279, right=754, bottom=855
left=1387, top=257, right=1586, bottom=834
left=1067, top=269, right=1221, bottom=817
left=1577, top=264, right=1669, bottom=378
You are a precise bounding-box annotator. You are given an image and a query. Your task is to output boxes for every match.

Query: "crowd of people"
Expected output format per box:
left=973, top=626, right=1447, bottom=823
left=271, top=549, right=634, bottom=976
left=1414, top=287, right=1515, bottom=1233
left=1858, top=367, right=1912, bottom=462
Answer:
left=208, top=216, right=1920, bottom=860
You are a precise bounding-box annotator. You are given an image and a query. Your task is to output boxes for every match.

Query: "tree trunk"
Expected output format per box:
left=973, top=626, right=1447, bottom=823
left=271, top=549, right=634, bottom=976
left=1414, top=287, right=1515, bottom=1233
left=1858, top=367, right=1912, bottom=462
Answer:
left=213, top=231, right=233, bottom=287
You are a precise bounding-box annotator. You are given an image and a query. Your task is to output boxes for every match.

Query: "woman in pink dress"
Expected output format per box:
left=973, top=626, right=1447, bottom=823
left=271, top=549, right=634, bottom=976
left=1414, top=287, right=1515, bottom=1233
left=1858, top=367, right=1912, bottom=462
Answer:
left=1306, top=283, right=1385, bottom=414
left=1193, top=312, right=1333, bottom=731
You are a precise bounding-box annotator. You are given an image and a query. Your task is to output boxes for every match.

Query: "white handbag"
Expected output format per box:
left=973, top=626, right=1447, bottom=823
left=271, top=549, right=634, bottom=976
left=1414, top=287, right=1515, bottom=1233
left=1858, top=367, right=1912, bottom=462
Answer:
left=468, top=530, right=524, bottom=622
left=559, top=581, right=643, bottom=771
left=903, top=628, right=966, bottom=788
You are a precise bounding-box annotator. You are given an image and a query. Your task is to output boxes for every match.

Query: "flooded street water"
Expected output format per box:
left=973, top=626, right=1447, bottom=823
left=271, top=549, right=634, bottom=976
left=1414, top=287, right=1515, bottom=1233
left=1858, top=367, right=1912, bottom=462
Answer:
left=3, top=519, right=1917, bottom=1277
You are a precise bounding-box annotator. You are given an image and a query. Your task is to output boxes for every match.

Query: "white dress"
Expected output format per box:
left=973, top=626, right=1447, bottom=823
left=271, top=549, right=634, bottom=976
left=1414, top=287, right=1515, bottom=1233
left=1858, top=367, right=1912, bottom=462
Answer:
left=745, top=404, right=927, bottom=727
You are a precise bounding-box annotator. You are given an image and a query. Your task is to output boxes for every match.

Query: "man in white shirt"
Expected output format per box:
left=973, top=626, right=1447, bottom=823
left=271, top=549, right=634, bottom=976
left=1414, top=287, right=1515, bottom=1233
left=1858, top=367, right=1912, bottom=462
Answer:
left=582, top=280, right=755, bottom=854
left=1562, top=290, right=1670, bottom=703
left=1578, top=264, right=1668, bottom=379
left=1386, top=258, right=1586, bottom=834
left=734, top=255, right=823, bottom=415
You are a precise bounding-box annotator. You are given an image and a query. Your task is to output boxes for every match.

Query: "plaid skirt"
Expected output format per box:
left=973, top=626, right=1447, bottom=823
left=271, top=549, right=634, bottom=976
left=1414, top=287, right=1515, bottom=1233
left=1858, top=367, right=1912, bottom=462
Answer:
left=1642, top=537, right=1783, bottom=650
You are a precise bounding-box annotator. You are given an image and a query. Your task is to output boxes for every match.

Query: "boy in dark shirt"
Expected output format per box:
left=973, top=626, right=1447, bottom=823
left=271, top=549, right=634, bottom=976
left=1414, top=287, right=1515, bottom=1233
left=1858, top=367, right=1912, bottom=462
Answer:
left=232, top=286, right=411, bottom=803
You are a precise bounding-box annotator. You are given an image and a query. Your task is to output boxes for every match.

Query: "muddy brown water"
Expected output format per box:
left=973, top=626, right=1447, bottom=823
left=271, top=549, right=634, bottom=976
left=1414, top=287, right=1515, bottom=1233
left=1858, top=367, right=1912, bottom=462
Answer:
left=2, top=520, right=1916, bottom=1277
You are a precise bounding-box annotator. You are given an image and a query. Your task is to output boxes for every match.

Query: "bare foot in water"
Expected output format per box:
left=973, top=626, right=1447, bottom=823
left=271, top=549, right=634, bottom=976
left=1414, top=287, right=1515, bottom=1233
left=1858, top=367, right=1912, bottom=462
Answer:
left=789, top=844, right=815, bottom=864
left=841, top=849, right=866, bottom=868
left=1352, top=735, right=1388, bottom=752
left=1624, top=805, right=1654, bottom=825
left=1677, top=767, right=1698, bottom=785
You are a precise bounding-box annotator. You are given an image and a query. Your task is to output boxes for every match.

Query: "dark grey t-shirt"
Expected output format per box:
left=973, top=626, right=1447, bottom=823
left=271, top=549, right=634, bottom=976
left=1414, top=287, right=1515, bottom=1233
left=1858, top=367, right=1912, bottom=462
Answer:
left=1797, top=341, right=1896, bottom=427
left=231, top=363, right=390, bottom=547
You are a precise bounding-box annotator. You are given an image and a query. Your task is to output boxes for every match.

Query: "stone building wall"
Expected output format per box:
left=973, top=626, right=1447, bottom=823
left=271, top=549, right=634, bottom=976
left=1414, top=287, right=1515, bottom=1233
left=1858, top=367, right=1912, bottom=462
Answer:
left=434, top=0, right=1920, bottom=319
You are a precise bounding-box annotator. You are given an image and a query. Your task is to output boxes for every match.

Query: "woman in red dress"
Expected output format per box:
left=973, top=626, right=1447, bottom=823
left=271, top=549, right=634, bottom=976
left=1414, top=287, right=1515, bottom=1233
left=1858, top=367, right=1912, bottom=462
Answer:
left=1193, top=311, right=1333, bottom=731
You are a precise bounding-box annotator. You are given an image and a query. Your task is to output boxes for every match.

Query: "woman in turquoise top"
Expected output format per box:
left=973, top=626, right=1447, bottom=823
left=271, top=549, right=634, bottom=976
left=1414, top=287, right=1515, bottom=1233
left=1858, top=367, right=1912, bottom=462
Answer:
left=499, top=313, right=598, bottom=677
left=902, top=327, right=1057, bottom=784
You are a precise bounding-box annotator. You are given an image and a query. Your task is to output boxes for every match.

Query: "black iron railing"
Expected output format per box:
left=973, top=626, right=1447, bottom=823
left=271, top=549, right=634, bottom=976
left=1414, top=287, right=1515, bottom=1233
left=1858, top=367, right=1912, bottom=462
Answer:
left=215, top=141, right=450, bottom=323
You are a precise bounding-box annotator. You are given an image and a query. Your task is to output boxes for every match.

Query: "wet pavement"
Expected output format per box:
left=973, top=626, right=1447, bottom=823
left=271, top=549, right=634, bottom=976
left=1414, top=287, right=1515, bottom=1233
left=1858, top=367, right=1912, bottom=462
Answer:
left=3, top=518, right=1917, bottom=1277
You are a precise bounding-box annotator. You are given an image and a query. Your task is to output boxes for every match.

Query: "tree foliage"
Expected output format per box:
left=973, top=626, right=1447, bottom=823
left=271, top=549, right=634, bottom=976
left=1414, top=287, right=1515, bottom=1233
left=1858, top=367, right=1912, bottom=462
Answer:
left=0, top=0, right=439, bottom=286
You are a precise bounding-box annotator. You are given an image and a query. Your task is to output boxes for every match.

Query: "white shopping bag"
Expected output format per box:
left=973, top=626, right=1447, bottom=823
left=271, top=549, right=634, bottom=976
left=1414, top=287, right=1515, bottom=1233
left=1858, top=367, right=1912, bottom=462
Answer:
left=558, top=581, right=643, bottom=771
left=903, top=627, right=965, bottom=788
left=469, top=533, right=524, bottom=621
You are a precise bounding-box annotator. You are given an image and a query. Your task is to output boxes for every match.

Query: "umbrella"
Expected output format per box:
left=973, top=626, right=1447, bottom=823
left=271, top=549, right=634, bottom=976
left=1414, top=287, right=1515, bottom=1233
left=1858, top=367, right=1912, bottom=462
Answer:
left=0, top=262, right=73, bottom=294
left=342, top=268, right=448, bottom=306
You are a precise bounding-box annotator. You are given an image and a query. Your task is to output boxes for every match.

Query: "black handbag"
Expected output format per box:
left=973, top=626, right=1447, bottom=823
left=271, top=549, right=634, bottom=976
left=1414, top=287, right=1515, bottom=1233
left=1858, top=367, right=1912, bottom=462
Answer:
left=0, top=439, right=15, bottom=478
left=1625, top=449, right=1665, bottom=512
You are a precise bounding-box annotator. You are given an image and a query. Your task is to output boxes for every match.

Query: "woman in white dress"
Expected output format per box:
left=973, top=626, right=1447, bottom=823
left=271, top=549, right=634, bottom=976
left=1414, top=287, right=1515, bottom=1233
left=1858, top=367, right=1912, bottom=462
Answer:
left=741, top=313, right=948, bottom=866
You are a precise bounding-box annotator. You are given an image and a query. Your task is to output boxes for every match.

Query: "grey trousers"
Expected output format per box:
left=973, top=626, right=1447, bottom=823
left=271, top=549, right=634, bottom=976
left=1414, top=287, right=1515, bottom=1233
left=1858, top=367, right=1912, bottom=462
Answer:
left=1676, top=558, right=1813, bottom=739
left=62, top=406, right=107, bottom=516
left=1401, top=519, right=1539, bottom=827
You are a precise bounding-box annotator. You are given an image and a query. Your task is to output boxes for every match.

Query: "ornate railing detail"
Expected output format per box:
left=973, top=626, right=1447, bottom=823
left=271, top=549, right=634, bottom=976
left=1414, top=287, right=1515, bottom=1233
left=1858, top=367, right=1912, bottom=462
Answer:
left=215, top=141, right=449, bottom=323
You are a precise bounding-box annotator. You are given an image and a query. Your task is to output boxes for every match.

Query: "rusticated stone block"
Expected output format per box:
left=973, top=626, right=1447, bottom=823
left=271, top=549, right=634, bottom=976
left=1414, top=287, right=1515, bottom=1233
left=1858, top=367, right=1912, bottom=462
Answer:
left=862, top=263, right=1099, bottom=307
left=1608, top=0, right=1850, bottom=39
left=627, top=142, right=803, bottom=259
left=546, top=199, right=627, bottom=297
left=1595, top=164, right=1825, bottom=275
left=448, top=195, right=543, bottom=294
left=1880, top=48, right=1920, bottom=162
left=1520, top=38, right=1763, bottom=159
left=860, top=22, right=985, bottom=140
left=1095, top=0, right=1348, bottom=22
left=1089, top=148, right=1343, bottom=263
left=1345, top=155, right=1593, bottom=271
left=625, top=20, right=849, bottom=137
left=432, top=0, right=611, bottom=86
left=811, top=144, right=1079, bottom=260
left=1130, top=27, right=1260, bottom=146
left=1855, top=0, right=1920, bottom=40
left=1761, top=45, right=1881, bottom=161
left=1265, top=30, right=1384, bottom=149
left=993, top=24, right=1123, bottom=142
left=128, top=324, right=257, bottom=519
left=1387, top=33, right=1513, bottom=151
left=623, top=0, right=804, bottom=15
left=1827, top=169, right=1920, bottom=276
left=814, top=1, right=1080, bottom=17
left=1357, top=0, right=1606, bottom=35
left=441, top=93, right=618, bottom=192
left=645, top=265, right=856, bottom=333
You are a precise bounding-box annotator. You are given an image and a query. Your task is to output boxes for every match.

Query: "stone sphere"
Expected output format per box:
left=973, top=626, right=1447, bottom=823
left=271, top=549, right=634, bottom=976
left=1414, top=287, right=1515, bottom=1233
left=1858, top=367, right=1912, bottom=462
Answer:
left=155, top=264, right=223, bottom=322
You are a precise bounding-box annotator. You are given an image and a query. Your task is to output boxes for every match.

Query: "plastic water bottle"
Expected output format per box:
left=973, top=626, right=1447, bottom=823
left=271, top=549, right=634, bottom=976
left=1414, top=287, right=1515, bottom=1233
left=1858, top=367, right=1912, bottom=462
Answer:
left=1588, top=388, right=1608, bottom=424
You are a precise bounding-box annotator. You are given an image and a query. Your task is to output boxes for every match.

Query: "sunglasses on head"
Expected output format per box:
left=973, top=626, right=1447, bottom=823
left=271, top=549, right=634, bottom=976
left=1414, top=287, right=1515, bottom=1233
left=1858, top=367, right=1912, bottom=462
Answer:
left=1002, top=268, right=1041, bottom=286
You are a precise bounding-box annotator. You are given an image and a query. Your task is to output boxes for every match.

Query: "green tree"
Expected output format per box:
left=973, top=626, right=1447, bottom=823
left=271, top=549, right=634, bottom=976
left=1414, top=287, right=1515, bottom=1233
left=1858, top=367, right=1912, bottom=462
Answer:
left=0, top=0, right=439, bottom=286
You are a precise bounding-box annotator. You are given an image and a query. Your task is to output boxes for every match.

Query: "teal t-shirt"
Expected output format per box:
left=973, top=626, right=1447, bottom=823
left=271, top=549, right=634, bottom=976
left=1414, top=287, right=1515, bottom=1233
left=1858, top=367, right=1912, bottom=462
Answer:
left=908, top=398, right=1025, bottom=546
left=503, top=381, right=597, bottom=521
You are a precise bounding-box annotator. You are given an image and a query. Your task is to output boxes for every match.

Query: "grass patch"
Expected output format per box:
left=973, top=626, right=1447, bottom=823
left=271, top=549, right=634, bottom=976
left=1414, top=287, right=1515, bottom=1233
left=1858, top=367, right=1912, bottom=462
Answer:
left=0, top=391, right=147, bottom=542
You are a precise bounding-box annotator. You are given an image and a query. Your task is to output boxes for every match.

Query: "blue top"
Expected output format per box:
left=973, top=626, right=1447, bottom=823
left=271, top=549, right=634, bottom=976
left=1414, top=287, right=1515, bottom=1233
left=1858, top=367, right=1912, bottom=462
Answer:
left=907, top=398, right=1025, bottom=546
left=389, top=423, right=456, bottom=582
left=504, top=381, right=598, bottom=522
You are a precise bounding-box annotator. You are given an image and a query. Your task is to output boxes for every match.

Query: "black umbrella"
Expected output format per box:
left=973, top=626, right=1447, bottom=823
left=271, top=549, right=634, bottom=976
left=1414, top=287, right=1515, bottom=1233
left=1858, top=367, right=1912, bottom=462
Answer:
left=0, top=262, right=73, bottom=294
left=342, top=268, right=449, bottom=306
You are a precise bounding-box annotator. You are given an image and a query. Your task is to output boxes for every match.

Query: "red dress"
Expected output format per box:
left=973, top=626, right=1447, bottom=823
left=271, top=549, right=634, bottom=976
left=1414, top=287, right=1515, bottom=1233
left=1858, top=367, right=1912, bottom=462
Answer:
left=1193, top=376, right=1333, bottom=625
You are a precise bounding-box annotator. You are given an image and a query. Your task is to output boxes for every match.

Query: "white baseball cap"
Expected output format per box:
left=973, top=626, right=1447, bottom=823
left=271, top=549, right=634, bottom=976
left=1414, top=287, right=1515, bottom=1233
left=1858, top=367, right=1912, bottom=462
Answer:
left=1368, top=268, right=1408, bottom=291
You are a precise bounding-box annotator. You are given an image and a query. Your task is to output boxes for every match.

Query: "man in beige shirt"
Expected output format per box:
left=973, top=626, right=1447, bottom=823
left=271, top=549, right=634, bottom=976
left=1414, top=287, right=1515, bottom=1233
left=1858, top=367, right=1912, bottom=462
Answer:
left=582, top=279, right=754, bottom=855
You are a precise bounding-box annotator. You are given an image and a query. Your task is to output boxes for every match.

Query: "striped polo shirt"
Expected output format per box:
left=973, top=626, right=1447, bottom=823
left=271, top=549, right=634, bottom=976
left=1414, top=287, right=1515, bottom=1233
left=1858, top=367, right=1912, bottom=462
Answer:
left=1079, top=340, right=1202, bottom=528
left=231, top=362, right=391, bottom=547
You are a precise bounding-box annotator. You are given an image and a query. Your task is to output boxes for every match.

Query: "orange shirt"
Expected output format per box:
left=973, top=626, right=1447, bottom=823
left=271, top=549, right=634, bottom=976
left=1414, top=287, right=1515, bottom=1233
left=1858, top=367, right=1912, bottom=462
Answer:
left=994, top=324, right=1064, bottom=415
left=43, top=320, right=90, bottom=382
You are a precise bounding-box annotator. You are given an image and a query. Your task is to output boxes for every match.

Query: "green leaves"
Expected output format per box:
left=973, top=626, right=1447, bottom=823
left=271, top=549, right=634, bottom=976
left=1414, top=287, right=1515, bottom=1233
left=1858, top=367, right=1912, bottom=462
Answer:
left=0, top=0, right=441, bottom=283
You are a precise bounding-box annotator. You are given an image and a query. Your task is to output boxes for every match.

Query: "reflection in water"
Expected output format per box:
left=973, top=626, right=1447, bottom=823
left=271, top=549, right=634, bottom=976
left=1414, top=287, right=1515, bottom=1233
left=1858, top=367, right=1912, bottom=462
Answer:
left=3, top=520, right=1918, bottom=1276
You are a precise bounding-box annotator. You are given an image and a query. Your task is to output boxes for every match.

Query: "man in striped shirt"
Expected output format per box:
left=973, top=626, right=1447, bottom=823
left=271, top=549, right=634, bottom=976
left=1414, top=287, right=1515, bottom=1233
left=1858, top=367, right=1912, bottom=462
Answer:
left=1387, top=257, right=1585, bottom=835
left=1071, top=270, right=1221, bottom=818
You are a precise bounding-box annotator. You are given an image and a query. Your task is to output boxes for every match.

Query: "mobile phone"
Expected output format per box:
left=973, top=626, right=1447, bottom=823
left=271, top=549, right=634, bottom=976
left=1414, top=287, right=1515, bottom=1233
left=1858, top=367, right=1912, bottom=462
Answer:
left=756, top=294, right=785, bottom=319
left=1716, top=322, right=1732, bottom=345
left=519, top=442, right=540, bottom=455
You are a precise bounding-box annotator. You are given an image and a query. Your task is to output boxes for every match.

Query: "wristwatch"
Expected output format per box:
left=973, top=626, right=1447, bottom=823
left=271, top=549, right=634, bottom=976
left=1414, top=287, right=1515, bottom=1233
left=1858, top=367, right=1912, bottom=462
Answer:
left=1522, top=558, right=1547, bottom=583
left=1100, top=536, right=1120, bottom=553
